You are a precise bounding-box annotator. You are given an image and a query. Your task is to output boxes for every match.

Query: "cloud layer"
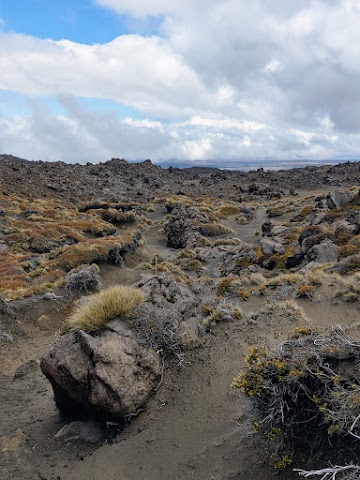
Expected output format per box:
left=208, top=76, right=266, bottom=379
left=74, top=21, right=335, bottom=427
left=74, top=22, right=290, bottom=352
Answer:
left=1, top=0, right=360, bottom=164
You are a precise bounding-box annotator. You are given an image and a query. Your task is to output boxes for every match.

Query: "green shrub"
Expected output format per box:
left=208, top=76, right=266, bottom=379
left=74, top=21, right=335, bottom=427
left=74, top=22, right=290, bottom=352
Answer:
left=232, top=327, right=360, bottom=469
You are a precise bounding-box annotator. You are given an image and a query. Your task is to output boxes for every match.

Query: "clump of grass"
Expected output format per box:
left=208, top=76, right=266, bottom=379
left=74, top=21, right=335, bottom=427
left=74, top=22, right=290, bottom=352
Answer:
left=263, top=299, right=308, bottom=322
left=214, top=205, right=241, bottom=218
left=249, top=273, right=266, bottom=285
left=198, top=222, right=234, bottom=237
left=295, top=284, right=316, bottom=299
left=182, top=259, right=203, bottom=271
left=195, top=236, right=212, bottom=247
left=290, top=204, right=314, bottom=221
left=235, top=215, right=248, bottom=225
left=201, top=303, right=244, bottom=329
left=238, top=288, right=253, bottom=300
left=101, top=209, right=136, bottom=225
left=66, top=285, right=144, bottom=331
left=213, top=238, right=242, bottom=247
left=305, top=269, right=327, bottom=286
left=266, top=273, right=302, bottom=287
left=135, top=262, right=153, bottom=270
left=334, top=272, right=360, bottom=302
left=217, top=275, right=241, bottom=294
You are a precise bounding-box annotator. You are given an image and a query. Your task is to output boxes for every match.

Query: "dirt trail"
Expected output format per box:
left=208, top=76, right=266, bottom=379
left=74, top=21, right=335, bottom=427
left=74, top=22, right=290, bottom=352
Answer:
left=60, top=320, right=298, bottom=480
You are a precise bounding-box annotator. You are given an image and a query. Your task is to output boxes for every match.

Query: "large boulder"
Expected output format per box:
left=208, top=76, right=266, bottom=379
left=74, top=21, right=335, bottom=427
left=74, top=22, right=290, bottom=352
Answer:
left=40, top=322, right=161, bottom=419
left=164, top=205, right=191, bottom=248
left=135, top=273, right=198, bottom=318
left=306, top=239, right=338, bottom=264
left=260, top=237, right=285, bottom=255
left=326, top=191, right=353, bottom=210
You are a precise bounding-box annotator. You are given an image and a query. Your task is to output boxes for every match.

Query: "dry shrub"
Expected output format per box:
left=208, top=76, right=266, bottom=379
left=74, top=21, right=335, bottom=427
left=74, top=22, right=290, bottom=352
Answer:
left=217, top=275, right=241, bottom=294
left=129, top=303, right=182, bottom=358
left=249, top=273, right=267, bottom=285
left=66, top=266, right=102, bottom=295
left=349, top=235, right=360, bottom=249
left=295, top=284, right=315, bottom=299
left=235, top=215, right=248, bottom=225
left=291, top=204, right=314, bottom=222
left=198, top=222, right=233, bottom=237
left=305, top=270, right=327, bottom=286
left=335, top=272, right=360, bottom=302
left=182, top=259, right=203, bottom=271
left=266, top=273, right=302, bottom=286
left=232, top=327, right=360, bottom=470
left=201, top=303, right=244, bottom=329
left=214, top=205, right=241, bottom=218
left=338, top=244, right=358, bottom=259
left=101, top=209, right=136, bottom=225
left=67, top=285, right=144, bottom=331
left=213, top=238, right=243, bottom=247
left=262, top=299, right=308, bottom=322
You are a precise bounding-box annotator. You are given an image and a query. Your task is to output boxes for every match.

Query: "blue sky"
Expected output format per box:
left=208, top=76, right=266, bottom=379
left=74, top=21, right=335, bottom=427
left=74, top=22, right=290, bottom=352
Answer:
left=0, top=0, right=162, bottom=43
left=1, top=1, right=360, bottom=164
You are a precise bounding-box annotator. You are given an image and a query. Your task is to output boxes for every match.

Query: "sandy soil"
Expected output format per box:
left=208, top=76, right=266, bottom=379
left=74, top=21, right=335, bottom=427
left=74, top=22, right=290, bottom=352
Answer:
left=1, top=195, right=360, bottom=480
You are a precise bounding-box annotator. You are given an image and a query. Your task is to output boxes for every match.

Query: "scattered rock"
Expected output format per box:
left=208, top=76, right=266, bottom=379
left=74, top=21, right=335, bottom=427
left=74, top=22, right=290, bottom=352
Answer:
left=306, top=239, right=338, bottom=264
left=326, top=191, right=353, bottom=210
left=260, top=237, right=285, bottom=255
left=55, top=420, right=102, bottom=443
left=14, top=360, right=39, bottom=380
left=135, top=273, right=197, bottom=318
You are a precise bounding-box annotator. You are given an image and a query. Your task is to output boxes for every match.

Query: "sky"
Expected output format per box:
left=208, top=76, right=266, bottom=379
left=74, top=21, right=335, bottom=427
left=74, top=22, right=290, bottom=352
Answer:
left=0, top=0, right=360, bottom=165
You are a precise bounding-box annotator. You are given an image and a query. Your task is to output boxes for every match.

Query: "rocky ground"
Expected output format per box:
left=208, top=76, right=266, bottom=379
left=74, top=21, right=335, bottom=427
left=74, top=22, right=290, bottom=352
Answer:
left=1, top=156, right=360, bottom=480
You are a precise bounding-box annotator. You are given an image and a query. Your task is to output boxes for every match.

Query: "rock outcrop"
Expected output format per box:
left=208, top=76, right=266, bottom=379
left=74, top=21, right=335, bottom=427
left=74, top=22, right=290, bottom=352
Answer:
left=40, top=322, right=161, bottom=419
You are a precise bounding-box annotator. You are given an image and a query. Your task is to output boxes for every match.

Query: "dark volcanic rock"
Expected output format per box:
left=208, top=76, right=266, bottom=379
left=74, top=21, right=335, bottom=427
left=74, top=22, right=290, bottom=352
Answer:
left=40, top=323, right=161, bottom=419
left=306, top=240, right=338, bottom=264
left=286, top=253, right=304, bottom=269
left=326, top=191, right=353, bottom=210
left=164, top=205, right=191, bottom=249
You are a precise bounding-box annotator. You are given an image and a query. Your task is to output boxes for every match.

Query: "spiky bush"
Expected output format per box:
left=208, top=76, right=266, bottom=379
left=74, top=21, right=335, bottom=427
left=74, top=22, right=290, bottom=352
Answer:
left=66, top=285, right=144, bottom=331
left=232, top=327, right=360, bottom=470
left=66, top=266, right=102, bottom=295
left=130, top=303, right=182, bottom=358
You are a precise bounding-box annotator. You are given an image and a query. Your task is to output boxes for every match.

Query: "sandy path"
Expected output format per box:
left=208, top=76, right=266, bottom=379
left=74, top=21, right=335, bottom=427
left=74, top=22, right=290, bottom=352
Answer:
left=60, top=322, right=298, bottom=480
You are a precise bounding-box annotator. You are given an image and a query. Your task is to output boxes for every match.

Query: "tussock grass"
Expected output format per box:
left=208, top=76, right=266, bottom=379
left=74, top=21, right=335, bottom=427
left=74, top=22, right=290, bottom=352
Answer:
left=67, top=285, right=144, bottom=331
left=266, top=273, right=302, bottom=286
left=263, top=299, right=309, bottom=322
left=198, top=222, right=234, bottom=237
left=214, top=205, right=241, bottom=218
left=213, top=238, right=242, bottom=247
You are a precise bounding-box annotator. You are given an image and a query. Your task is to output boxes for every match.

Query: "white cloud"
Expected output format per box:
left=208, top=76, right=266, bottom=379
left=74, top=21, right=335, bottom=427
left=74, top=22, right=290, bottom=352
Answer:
left=183, top=116, right=265, bottom=133
left=0, top=33, right=207, bottom=117
left=1, top=98, right=359, bottom=165
left=262, top=59, right=281, bottom=75
left=2, top=1, right=360, bottom=162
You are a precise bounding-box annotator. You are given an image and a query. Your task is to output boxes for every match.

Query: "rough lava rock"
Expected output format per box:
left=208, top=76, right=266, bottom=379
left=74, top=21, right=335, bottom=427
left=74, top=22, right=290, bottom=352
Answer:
left=135, top=273, right=198, bottom=318
left=306, top=239, right=338, bottom=264
left=326, top=191, right=353, bottom=210
left=260, top=237, right=285, bottom=255
left=40, top=321, right=161, bottom=419
left=164, top=205, right=191, bottom=248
